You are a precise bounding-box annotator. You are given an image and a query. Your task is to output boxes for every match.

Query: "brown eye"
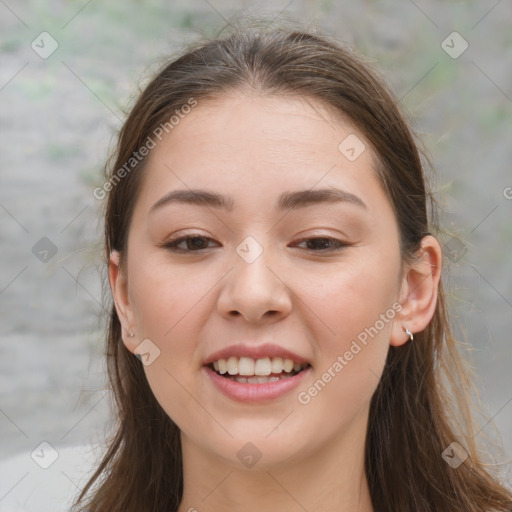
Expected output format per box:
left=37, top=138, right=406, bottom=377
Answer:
left=162, top=235, right=219, bottom=253
left=293, top=237, right=349, bottom=252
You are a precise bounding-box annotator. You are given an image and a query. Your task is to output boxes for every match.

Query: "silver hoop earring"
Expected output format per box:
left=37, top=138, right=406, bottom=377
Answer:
left=405, top=327, right=414, bottom=342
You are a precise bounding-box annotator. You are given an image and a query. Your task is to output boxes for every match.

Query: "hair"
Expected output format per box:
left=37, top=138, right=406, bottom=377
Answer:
left=73, top=22, right=512, bottom=512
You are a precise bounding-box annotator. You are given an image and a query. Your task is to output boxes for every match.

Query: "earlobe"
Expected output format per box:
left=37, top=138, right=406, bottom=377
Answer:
left=109, top=250, right=137, bottom=352
left=390, top=235, right=442, bottom=347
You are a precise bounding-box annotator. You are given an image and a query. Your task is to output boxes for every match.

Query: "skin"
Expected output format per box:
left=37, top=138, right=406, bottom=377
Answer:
left=109, top=92, right=442, bottom=512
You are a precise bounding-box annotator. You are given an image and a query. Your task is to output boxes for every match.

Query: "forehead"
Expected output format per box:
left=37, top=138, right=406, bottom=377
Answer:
left=156, top=92, right=359, bottom=163
left=132, top=92, right=389, bottom=218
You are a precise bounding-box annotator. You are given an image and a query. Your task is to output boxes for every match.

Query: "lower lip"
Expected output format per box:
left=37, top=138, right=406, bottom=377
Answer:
left=203, top=365, right=311, bottom=403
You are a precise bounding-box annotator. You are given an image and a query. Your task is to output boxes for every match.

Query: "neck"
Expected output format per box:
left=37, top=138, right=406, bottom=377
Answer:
left=177, top=415, right=374, bottom=512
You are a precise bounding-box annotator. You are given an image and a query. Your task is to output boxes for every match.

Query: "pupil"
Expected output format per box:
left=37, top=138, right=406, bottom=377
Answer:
left=189, top=237, right=206, bottom=249
left=308, top=238, right=330, bottom=250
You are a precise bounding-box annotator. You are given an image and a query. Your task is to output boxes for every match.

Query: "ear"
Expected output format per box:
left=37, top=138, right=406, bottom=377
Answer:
left=390, top=235, right=442, bottom=347
left=109, top=250, right=138, bottom=353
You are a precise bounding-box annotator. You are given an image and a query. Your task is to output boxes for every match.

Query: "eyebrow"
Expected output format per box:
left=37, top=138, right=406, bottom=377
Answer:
left=149, top=187, right=367, bottom=214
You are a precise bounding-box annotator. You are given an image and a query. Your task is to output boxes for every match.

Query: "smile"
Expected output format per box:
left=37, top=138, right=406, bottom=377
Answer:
left=209, top=356, right=309, bottom=383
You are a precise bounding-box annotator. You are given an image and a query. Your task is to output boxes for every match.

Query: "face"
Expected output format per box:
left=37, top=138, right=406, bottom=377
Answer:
left=112, top=92, right=407, bottom=470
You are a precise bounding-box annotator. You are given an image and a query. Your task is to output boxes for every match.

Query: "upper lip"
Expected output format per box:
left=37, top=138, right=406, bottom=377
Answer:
left=203, top=343, right=310, bottom=366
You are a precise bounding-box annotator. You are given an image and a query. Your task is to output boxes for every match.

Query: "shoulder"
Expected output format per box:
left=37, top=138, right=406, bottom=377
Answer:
left=0, top=443, right=102, bottom=512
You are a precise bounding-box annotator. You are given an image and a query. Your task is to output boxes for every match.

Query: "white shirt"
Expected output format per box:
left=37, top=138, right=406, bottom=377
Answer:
left=0, top=444, right=101, bottom=512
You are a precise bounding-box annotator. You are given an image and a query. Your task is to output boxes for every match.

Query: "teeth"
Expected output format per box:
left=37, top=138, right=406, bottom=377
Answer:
left=271, top=357, right=283, bottom=373
left=227, top=356, right=239, bottom=375
left=283, top=358, right=294, bottom=372
left=212, top=356, right=306, bottom=377
left=230, top=375, right=288, bottom=383
left=254, top=357, right=272, bottom=376
left=249, top=376, right=283, bottom=383
left=239, top=357, right=255, bottom=376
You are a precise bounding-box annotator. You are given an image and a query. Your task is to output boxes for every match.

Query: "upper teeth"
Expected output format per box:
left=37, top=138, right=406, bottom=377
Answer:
left=212, top=357, right=305, bottom=376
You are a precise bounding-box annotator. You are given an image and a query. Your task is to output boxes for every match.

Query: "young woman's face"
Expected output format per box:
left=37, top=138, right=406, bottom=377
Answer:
left=116, top=93, right=406, bottom=469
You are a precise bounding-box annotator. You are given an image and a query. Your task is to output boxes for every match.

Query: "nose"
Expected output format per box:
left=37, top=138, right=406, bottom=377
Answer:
left=216, top=247, right=292, bottom=324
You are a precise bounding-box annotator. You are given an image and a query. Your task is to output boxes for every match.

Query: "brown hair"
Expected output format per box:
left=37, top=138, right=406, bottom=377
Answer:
left=74, top=24, right=512, bottom=512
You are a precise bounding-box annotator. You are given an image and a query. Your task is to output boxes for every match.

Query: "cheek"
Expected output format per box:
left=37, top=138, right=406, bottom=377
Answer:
left=129, top=256, right=213, bottom=341
left=129, top=262, right=212, bottom=429
left=127, top=258, right=217, bottom=410
left=303, top=253, right=400, bottom=346
left=296, top=254, right=399, bottom=405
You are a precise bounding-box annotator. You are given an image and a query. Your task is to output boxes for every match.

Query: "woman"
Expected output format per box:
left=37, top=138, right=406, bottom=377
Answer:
left=75, top=24, right=512, bottom=512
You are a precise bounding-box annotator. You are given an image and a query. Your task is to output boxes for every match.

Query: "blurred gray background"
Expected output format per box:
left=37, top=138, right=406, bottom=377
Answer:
left=1, top=0, right=511, bottom=508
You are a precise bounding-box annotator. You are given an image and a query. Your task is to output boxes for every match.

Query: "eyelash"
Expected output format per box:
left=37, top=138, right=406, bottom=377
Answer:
left=161, top=235, right=350, bottom=254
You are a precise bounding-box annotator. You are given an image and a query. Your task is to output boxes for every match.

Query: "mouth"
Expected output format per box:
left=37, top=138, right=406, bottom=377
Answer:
left=206, top=356, right=311, bottom=384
